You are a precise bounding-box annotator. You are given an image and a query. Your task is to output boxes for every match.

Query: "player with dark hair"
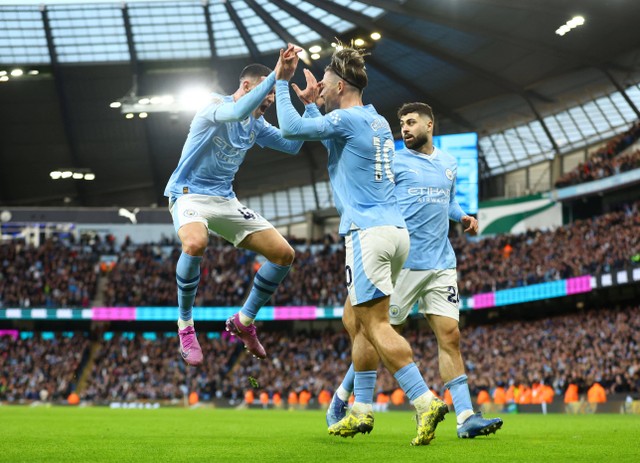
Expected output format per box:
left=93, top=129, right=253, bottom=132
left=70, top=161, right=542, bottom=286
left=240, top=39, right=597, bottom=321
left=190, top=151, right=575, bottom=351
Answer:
left=274, top=44, right=448, bottom=445
left=327, top=102, right=503, bottom=439
left=165, top=45, right=306, bottom=365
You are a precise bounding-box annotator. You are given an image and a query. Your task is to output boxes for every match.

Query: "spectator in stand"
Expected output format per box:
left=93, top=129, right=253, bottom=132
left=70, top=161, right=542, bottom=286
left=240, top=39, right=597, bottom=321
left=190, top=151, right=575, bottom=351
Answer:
left=555, top=120, right=640, bottom=188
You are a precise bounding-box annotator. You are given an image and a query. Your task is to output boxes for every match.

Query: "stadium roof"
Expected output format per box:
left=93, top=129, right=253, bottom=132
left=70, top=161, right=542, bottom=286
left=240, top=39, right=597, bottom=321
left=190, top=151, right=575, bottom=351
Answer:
left=1, top=0, right=639, bottom=208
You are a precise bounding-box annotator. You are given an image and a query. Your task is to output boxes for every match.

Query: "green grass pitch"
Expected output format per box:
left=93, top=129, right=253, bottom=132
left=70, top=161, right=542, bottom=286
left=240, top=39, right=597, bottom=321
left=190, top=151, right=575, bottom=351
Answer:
left=1, top=407, right=638, bottom=462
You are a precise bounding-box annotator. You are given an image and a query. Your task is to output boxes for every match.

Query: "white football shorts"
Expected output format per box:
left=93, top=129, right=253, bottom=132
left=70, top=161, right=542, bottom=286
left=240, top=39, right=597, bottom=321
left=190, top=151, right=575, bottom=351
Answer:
left=344, top=226, right=409, bottom=306
left=169, top=194, right=274, bottom=246
left=388, top=268, right=460, bottom=324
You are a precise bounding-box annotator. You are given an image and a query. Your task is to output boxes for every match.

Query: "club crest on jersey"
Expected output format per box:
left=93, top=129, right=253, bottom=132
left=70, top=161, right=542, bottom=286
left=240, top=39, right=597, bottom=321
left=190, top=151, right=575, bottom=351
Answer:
left=183, top=209, right=198, bottom=217
left=445, top=169, right=454, bottom=180
left=389, top=305, right=400, bottom=317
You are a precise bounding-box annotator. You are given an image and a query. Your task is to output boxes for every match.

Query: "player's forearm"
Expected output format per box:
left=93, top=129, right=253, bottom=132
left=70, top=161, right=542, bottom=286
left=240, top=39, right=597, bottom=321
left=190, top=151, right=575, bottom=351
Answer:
left=304, top=103, right=322, bottom=119
left=449, top=200, right=465, bottom=222
left=214, top=72, right=276, bottom=122
left=272, top=137, right=303, bottom=155
left=276, top=81, right=324, bottom=140
left=276, top=105, right=320, bottom=153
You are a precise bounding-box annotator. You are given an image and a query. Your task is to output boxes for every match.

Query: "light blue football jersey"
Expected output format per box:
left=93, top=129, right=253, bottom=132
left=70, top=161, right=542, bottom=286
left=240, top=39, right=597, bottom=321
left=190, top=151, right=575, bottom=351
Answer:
left=394, top=146, right=466, bottom=270
left=276, top=80, right=405, bottom=235
left=165, top=73, right=303, bottom=199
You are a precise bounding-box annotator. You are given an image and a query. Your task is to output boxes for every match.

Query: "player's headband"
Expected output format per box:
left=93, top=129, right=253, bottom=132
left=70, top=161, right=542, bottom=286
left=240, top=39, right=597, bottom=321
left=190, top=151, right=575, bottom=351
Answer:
left=330, top=66, right=363, bottom=90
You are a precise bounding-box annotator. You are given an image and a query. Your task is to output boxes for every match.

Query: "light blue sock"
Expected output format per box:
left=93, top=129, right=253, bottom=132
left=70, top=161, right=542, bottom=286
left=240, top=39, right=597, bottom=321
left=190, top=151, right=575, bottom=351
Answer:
left=354, top=370, right=377, bottom=404
left=336, top=363, right=355, bottom=401
left=240, top=261, right=290, bottom=320
left=445, top=374, right=473, bottom=415
left=341, top=363, right=355, bottom=393
left=176, top=252, right=202, bottom=321
left=394, top=363, right=429, bottom=401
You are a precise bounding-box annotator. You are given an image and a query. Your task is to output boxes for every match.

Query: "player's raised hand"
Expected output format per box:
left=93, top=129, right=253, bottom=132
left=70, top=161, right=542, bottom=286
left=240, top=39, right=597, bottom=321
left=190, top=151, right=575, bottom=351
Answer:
left=276, top=43, right=301, bottom=81
left=292, top=69, right=321, bottom=106
left=461, top=215, right=478, bottom=235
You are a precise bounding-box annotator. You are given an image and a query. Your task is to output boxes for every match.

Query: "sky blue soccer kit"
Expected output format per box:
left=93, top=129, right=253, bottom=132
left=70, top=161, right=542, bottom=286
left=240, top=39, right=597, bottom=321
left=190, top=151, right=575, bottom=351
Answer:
left=394, top=146, right=465, bottom=270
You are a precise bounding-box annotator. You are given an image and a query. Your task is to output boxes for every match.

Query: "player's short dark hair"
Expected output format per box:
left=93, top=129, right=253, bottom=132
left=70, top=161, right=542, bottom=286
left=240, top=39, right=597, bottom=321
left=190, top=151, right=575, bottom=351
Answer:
left=326, top=45, right=368, bottom=91
left=239, top=64, right=272, bottom=81
left=397, top=102, right=434, bottom=122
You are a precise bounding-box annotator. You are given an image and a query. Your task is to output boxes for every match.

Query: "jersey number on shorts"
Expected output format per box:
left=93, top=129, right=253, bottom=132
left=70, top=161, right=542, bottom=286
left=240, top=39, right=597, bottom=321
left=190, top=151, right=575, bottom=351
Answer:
left=345, top=265, right=353, bottom=287
left=373, top=136, right=395, bottom=183
left=447, top=286, right=459, bottom=305
left=237, top=207, right=256, bottom=220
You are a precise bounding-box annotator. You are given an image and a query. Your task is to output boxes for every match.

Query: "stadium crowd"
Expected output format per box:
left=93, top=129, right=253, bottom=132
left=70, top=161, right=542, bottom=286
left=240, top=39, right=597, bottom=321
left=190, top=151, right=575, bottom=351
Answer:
left=102, top=240, right=346, bottom=308
left=81, top=332, right=244, bottom=403
left=102, top=199, right=640, bottom=303
left=453, top=200, right=639, bottom=295
left=1, top=200, right=637, bottom=310
left=0, top=333, right=89, bottom=402
left=554, top=120, right=640, bottom=188
left=0, top=239, right=99, bottom=308
left=2, top=305, right=638, bottom=404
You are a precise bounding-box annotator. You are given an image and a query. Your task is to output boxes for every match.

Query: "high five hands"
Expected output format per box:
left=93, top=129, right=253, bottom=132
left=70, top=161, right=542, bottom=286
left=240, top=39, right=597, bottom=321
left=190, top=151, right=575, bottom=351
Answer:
left=275, top=43, right=302, bottom=81
left=292, top=69, right=321, bottom=106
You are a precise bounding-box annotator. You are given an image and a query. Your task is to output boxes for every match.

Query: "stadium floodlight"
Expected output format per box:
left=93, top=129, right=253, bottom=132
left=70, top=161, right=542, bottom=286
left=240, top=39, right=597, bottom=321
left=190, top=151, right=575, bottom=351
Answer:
left=296, top=49, right=312, bottom=66
left=114, top=89, right=212, bottom=116
left=309, top=45, right=322, bottom=53
left=556, top=15, right=586, bottom=36
left=50, top=168, right=96, bottom=181
left=354, top=38, right=365, bottom=47
left=311, top=53, right=320, bottom=60
left=568, top=16, right=585, bottom=27
left=370, top=32, right=381, bottom=40
left=0, top=68, right=42, bottom=82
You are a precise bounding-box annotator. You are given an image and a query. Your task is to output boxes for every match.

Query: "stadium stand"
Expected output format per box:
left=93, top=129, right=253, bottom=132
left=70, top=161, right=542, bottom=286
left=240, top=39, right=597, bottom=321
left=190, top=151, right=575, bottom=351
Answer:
left=1, top=305, right=638, bottom=404
left=554, top=120, right=640, bottom=188
left=453, top=200, right=640, bottom=295
left=0, top=333, right=90, bottom=402
left=0, top=239, right=99, bottom=308
left=1, top=200, right=637, bottom=308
